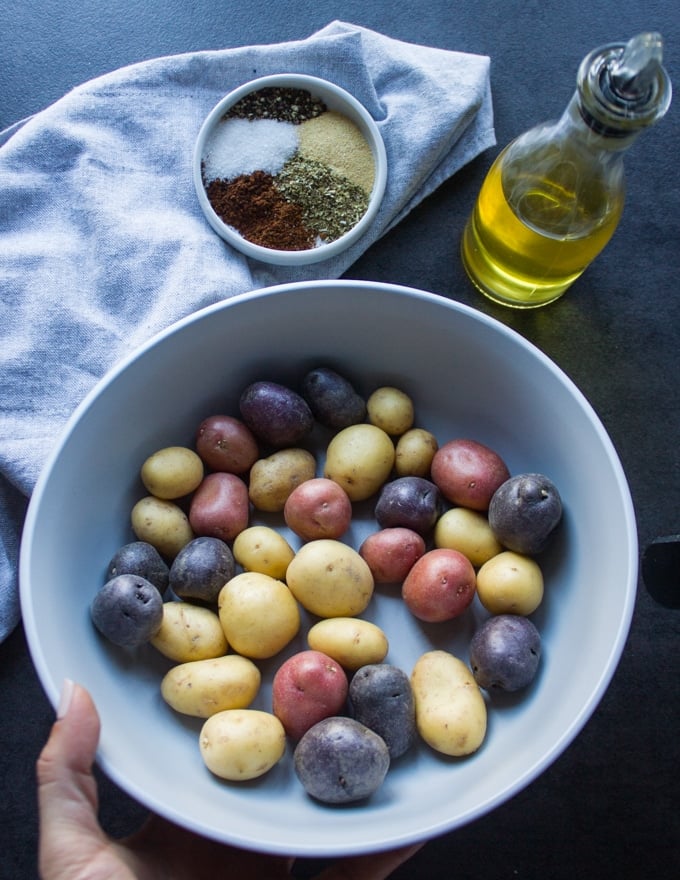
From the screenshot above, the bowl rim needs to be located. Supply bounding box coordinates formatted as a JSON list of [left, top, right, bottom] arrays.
[[19, 280, 639, 856], [192, 74, 388, 266]]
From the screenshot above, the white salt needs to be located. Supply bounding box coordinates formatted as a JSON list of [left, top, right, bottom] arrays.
[[202, 117, 299, 182]]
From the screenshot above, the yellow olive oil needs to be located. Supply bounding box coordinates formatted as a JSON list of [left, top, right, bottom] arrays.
[[461, 149, 625, 308]]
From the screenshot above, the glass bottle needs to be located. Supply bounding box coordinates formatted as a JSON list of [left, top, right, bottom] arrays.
[[461, 32, 672, 308]]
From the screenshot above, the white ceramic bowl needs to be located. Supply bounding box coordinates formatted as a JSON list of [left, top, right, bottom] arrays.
[[193, 74, 387, 265], [20, 281, 637, 857]]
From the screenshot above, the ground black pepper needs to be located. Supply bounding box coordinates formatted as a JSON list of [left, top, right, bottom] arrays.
[[226, 87, 326, 124]]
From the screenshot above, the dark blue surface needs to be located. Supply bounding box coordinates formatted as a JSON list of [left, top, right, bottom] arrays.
[[1, 2, 679, 878]]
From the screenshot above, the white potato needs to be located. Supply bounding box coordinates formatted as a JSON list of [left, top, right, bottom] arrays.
[[141, 446, 204, 499], [476, 550, 544, 614], [286, 539, 374, 618], [307, 617, 388, 670], [411, 650, 487, 756], [248, 448, 316, 512], [366, 386, 415, 436], [232, 525, 295, 579], [434, 507, 504, 567], [394, 428, 438, 477], [218, 572, 300, 659], [199, 709, 286, 781], [150, 601, 228, 662], [323, 424, 395, 502], [160, 654, 260, 718], [131, 495, 194, 559]]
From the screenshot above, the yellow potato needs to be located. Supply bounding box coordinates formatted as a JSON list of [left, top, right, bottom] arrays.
[[286, 539, 374, 618], [307, 617, 388, 670], [131, 495, 194, 559], [150, 601, 228, 662], [366, 386, 415, 436], [248, 448, 316, 512], [218, 572, 300, 659], [434, 507, 504, 567], [411, 650, 487, 757], [394, 428, 438, 477], [199, 709, 286, 781], [476, 550, 544, 614], [232, 525, 295, 579], [140, 446, 204, 499], [160, 654, 260, 718], [323, 424, 395, 502]]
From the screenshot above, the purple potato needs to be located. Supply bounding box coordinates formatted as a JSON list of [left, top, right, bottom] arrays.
[[349, 664, 416, 758], [293, 716, 390, 804], [169, 536, 235, 604], [91, 574, 163, 648], [374, 476, 441, 535], [106, 541, 169, 593], [239, 381, 314, 447], [301, 366, 366, 429], [488, 473, 563, 555], [469, 614, 541, 691]]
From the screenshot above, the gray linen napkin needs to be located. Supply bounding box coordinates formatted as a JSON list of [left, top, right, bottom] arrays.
[[0, 20, 494, 641]]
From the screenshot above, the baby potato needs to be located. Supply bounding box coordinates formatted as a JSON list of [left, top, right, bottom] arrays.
[[324, 424, 395, 502], [476, 550, 544, 615], [395, 428, 439, 477], [249, 448, 316, 513], [411, 650, 487, 757], [402, 548, 476, 623], [307, 617, 388, 670], [140, 446, 204, 500], [131, 496, 194, 559], [200, 709, 286, 781], [283, 477, 352, 541], [189, 472, 249, 542], [431, 438, 510, 511], [195, 414, 259, 474], [232, 525, 295, 579], [359, 527, 426, 584], [434, 507, 504, 567], [272, 650, 349, 740], [150, 601, 228, 662], [218, 572, 300, 659], [160, 654, 260, 718], [366, 386, 414, 436], [286, 539, 374, 618]]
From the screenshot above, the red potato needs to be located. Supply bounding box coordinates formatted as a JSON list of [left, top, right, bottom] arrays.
[[431, 438, 510, 511], [283, 478, 352, 541], [359, 528, 426, 584], [272, 650, 349, 741], [402, 548, 476, 622], [195, 414, 259, 474], [189, 472, 249, 541]]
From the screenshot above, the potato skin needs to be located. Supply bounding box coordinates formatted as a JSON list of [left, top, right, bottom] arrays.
[[366, 386, 414, 436], [324, 424, 395, 502], [195, 414, 259, 474], [232, 525, 295, 579], [286, 540, 374, 618], [239, 381, 314, 447], [248, 448, 316, 513], [283, 477, 352, 541], [434, 507, 504, 567], [395, 428, 438, 477], [307, 617, 389, 670], [349, 664, 416, 758], [168, 536, 235, 604], [272, 650, 349, 740], [359, 528, 425, 584], [218, 572, 300, 659], [160, 654, 261, 718], [411, 650, 487, 756], [150, 601, 228, 662], [200, 709, 286, 781], [131, 496, 194, 559], [301, 366, 366, 429], [476, 551, 544, 615], [401, 548, 476, 622], [140, 446, 204, 500], [431, 438, 510, 511], [189, 472, 249, 542]]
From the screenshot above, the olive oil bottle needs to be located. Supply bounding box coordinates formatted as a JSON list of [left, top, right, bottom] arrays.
[[462, 33, 671, 308]]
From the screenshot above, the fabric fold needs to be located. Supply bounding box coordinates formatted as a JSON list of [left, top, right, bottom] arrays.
[[0, 20, 495, 640]]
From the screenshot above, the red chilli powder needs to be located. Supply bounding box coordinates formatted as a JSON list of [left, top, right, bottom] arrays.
[[206, 171, 316, 251]]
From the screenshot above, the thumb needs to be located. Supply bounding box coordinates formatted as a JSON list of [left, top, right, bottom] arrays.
[[37, 680, 107, 867]]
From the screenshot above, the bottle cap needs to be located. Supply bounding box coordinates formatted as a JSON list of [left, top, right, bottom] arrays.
[[577, 32, 672, 137]]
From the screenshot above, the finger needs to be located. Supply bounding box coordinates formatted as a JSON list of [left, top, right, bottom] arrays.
[[312, 842, 425, 880], [37, 680, 104, 842]]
